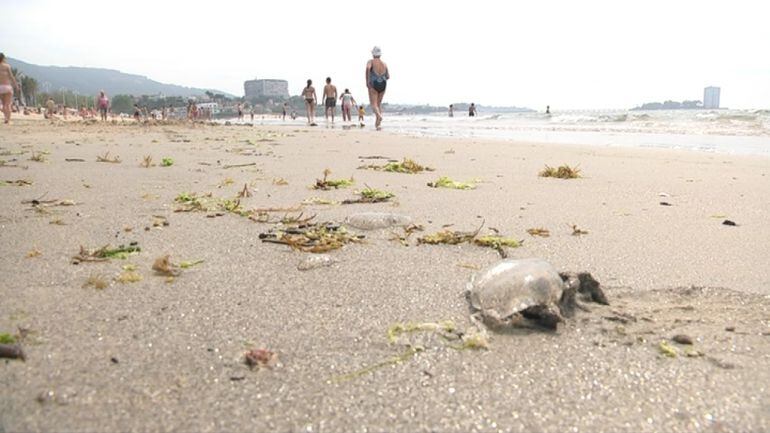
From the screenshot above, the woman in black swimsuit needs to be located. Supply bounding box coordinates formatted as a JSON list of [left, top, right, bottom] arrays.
[[302, 79, 317, 125], [366, 46, 389, 130]]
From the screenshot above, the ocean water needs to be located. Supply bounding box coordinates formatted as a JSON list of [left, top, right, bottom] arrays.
[[234, 109, 770, 157], [384, 109, 770, 157]]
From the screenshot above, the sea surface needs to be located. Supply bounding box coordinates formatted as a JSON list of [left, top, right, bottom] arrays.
[[237, 109, 770, 157]]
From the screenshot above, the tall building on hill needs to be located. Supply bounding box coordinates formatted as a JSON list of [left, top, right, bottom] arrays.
[[703, 86, 720, 109], [244, 79, 289, 100]]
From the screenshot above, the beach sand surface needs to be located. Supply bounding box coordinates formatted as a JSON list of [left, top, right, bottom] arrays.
[[1, 119, 769, 432]]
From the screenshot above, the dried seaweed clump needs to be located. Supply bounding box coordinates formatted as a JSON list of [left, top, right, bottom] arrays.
[[473, 235, 521, 249], [260, 223, 365, 253], [174, 192, 249, 216], [418, 224, 521, 253], [539, 164, 581, 179], [152, 255, 181, 276], [96, 152, 121, 163], [83, 274, 108, 290], [383, 158, 433, 173], [342, 187, 395, 204], [314, 169, 354, 190], [527, 228, 550, 237], [427, 176, 476, 190], [73, 244, 141, 263]]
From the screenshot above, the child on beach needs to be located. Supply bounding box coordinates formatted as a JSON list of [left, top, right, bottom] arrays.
[[339, 89, 356, 123], [358, 105, 365, 125]]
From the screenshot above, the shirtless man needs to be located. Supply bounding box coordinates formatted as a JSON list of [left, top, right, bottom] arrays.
[[365, 46, 389, 130], [323, 77, 337, 124], [0, 53, 21, 124]]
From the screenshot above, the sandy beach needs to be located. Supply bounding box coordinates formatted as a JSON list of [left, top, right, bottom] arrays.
[[1, 118, 769, 432]]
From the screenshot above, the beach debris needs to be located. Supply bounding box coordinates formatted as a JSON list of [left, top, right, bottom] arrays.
[[115, 271, 142, 284], [344, 212, 413, 230], [389, 223, 425, 246], [26, 249, 42, 258], [302, 197, 339, 206], [0, 333, 16, 344], [244, 348, 278, 370], [223, 162, 257, 169], [297, 254, 338, 271], [0, 343, 25, 361], [179, 260, 204, 269], [384, 158, 433, 173], [473, 235, 522, 249], [427, 176, 476, 190], [332, 346, 422, 383], [342, 186, 395, 204], [238, 183, 252, 198], [722, 219, 738, 226], [570, 224, 589, 236], [0, 179, 33, 186], [151, 215, 169, 228], [29, 152, 47, 163], [174, 192, 249, 216], [260, 223, 364, 253], [466, 258, 609, 331], [539, 164, 581, 179], [658, 340, 678, 358], [83, 274, 108, 290], [96, 152, 121, 163], [386, 321, 459, 344], [73, 243, 140, 263], [220, 177, 235, 187], [161, 157, 174, 167], [272, 177, 289, 185], [672, 334, 694, 345], [141, 155, 154, 168], [659, 201, 672, 206], [65, 158, 85, 162], [152, 255, 181, 277], [527, 228, 551, 237], [314, 169, 354, 190], [357, 155, 392, 160]]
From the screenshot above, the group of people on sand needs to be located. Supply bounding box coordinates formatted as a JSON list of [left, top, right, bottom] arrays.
[[301, 46, 389, 130]]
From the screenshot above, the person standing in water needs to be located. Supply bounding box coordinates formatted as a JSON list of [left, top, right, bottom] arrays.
[[339, 89, 357, 123], [449, 104, 454, 117], [323, 77, 337, 124], [468, 103, 477, 117], [546, 105, 550, 115], [0, 53, 21, 124], [366, 46, 389, 130], [96, 90, 110, 122], [301, 79, 317, 126]]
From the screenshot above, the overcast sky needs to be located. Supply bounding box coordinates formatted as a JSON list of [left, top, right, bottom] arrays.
[[3, 0, 768, 109]]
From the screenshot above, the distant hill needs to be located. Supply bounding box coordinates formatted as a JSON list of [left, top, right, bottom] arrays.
[[8, 57, 231, 98]]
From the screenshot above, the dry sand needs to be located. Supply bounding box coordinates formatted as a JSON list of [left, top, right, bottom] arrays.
[[1, 118, 769, 432]]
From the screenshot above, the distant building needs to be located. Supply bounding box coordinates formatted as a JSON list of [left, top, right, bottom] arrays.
[[704, 86, 720, 109], [244, 79, 289, 100]]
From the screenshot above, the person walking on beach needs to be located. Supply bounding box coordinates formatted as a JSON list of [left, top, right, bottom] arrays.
[[282, 102, 288, 121], [301, 79, 317, 126], [96, 90, 110, 122], [358, 105, 365, 125], [0, 53, 21, 124], [323, 77, 337, 124], [469, 103, 477, 117], [237, 103, 244, 121], [365, 46, 389, 130], [339, 89, 356, 123]]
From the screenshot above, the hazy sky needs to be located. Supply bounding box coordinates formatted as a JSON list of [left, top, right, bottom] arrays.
[[3, 0, 769, 109]]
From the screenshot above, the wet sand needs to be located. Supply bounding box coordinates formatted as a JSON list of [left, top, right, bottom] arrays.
[[1, 119, 769, 432]]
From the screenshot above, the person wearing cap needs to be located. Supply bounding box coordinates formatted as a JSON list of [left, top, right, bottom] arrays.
[[365, 46, 389, 130]]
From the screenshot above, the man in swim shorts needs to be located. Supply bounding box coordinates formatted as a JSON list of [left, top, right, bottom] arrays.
[[323, 77, 337, 124]]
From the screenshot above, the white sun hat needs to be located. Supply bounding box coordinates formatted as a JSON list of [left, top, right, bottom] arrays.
[[371, 46, 382, 57]]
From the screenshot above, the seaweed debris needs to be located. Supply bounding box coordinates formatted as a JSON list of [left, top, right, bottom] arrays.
[[244, 348, 278, 370], [314, 169, 354, 190], [427, 176, 476, 190], [73, 243, 140, 263], [539, 164, 581, 179], [260, 222, 364, 253], [342, 186, 395, 204], [83, 274, 108, 290], [570, 224, 589, 236], [161, 157, 174, 167], [152, 255, 181, 277], [527, 228, 551, 237], [141, 155, 154, 168], [96, 152, 121, 163]]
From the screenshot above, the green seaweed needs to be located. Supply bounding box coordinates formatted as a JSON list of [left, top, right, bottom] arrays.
[[0, 333, 16, 344], [314, 169, 354, 190], [473, 235, 521, 249], [179, 259, 204, 269], [161, 157, 174, 167], [659, 340, 678, 358], [331, 346, 423, 383], [387, 321, 457, 344], [427, 176, 476, 190], [539, 164, 581, 179]]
